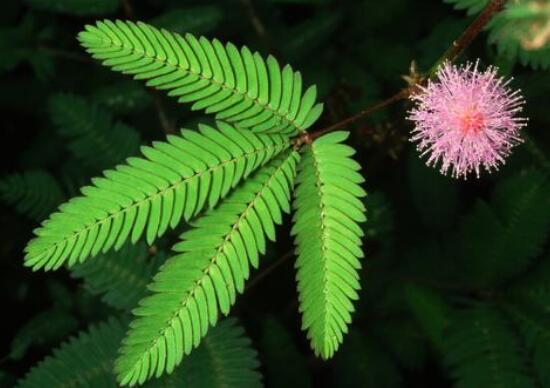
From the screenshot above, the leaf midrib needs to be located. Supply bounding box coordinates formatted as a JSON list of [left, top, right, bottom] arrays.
[[92, 32, 304, 134], [309, 145, 333, 355], [29, 142, 287, 263], [486, 178, 544, 269], [124, 152, 293, 379]]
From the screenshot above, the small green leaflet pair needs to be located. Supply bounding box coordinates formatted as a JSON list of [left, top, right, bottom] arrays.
[[24, 20, 367, 385]]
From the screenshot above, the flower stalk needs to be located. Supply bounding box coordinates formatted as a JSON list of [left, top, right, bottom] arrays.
[[305, 0, 510, 142]]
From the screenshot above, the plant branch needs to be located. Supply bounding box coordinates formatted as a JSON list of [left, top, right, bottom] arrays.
[[310, 88, 412, 140], [151, 91, 176, 134], [119, 0, 177, 134], [239, 0, 278, 55], [428, 0, 507, 76], [306, 0, 508, 141], [245, 250, 294, 291], [121, 0, 134, 19]]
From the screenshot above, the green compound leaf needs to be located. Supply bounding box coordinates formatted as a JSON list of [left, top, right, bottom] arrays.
[[443, 304, 535, 388], [78, 20, 323, 135], [16, 318, 261, 388], [504, 303, 550, 387], [488, 0, 550, 70], [292, 131, 367, 359], [115, 151, 298, 385], [150, 5, 223, 36], [147, 319, 262, 388], [446, 0, 550, 69], [71, 242, 163, 310], [457, 170, 550, 287], [24, 0, 119, 16], [444, 0, 489, 15], [24, 122, 290, 271], [49, 93, 141, 170], [9, 309, 78, 361], [16, 318, 125, 388], [0, 170, 64, 222]]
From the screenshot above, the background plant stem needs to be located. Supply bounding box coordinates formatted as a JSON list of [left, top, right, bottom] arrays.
[[307, 0, 508, 141]]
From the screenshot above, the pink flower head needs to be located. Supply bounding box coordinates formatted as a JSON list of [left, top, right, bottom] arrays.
[[408, 61, 527, 179]]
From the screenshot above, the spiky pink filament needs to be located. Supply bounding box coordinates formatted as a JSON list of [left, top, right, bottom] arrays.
[[407, 61, 527, 179]]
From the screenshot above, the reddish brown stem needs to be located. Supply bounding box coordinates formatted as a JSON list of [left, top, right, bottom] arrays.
[[239, 0, 278, 55], [245, 250, 293, 291], [121, 0, 134, 19], [428, 0, 507, 75], [310, 88, 413, 140], [151, 91, 176, 134], [306, 0, 508, 142]]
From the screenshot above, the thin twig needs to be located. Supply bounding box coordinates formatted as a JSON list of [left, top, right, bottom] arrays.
[[306, 0, 508, 141], [121, 0, 134, 19], [523, 134, 550, 169], [245, 250, 294, 291], [119, 0, 176, 134], [428, 0, 508, 76], [239, 0, 278, 55], [310, 88, 412, 140], [151, 91, 176, 134]]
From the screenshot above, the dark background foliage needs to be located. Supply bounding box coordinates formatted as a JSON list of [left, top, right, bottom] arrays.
[[1, 0, 550, 387]]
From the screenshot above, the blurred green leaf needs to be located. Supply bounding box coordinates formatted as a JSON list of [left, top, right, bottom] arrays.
[[150, 5, 223, 35], [91, 81, 151, 115], [504, 302, 550, 387], [24, 0, 118, 16], [71, 243, 163, 311], [260, 318, 311, 388], [443, 304, 535, 388], [405, 283, 451, 351], [281, 12, 342, 60], [48, 93, 141, 171], [334, 330, 402, 388], [457, 170, 550, 287], [10, 309, 78, 360], [0, 15, 54, 80], [0, 170, 64, 221], [407, 149, 459, 230]]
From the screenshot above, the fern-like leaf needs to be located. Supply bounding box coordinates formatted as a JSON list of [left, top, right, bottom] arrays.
[[49, 93, 141, 170], [0, 170, 64, 221], [9, 308, 78, 360], [444, 0, 489, 15], [446, 0, 550, 69], [0, 15, 55, 80], [16, 318, 125, 388], [71, 242, 162, 310], [333, 330, 402, 388], [78, 20, 324, 135], [444, 304, 535, 388], [404, 283, 451, 351], [260, 318, 312, 388], [147, 319, 262, 388], [504, 303, 550, 387], [150, 5, 223, 35], [17, 318, 261, 388], [488, 1, 550, 70], [458, 170, 550, 287], [24, 0, 119, 16], [91, 81, 151, 115], [292, 131, 367, 359], [116, 151, 299, 386], [508, 253, 550, 313], [24, 122, 289, 271]]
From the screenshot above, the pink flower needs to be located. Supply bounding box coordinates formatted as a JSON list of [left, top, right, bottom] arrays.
[[408, 61, 527, 179]]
